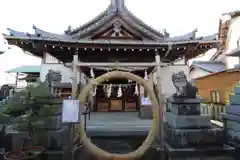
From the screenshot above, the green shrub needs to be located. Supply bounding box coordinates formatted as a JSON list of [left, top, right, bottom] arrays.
[[2, 83, 61, 136]]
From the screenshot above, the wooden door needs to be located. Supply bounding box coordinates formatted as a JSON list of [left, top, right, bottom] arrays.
[[97, 98, 109, 112], [110, 100, 123, 111]]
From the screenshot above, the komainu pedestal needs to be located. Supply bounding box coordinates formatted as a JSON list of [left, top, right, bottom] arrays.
[[164, 71, 234, 160]]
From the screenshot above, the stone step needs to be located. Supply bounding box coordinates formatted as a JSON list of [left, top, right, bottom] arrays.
[[164, 126, 223, 148], [86, 128, 149, 137], [165, 112, 211, 129], [234, 86, 240, 94], [165, 142, 234, 160], [226, 120, 240, 132], [226, 105, 240, 115], [230, 95, 240, 105], [227, 129, 240, 143], [221, 113, 240, 123]]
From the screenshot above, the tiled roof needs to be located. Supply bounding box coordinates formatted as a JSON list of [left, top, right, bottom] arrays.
[[6, 65, 40, 73], [227, 48, 240, 57], [191, 61, 226, 73]]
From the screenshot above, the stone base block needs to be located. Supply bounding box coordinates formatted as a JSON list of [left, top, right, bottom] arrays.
[[42, 150, 65, 160], [227, 141, 240, 160], [0, 125, 5, 149], [226, 105, 240, 115], [168, 156, 233, 160], [165, 112, 211, 129], [221, 113, 240, 123], [166, 98, 201, 115], [5, 125, 34, 149], [139, 147, 163, 160], [38, 126, 68, 150], [234, 86, 240, 94], [5, 125, 68, 150], [139, 105, 152, 119], [0, 148, 5, 160], [41, 115, 62, 130], [226, 129, 240, 143], [165, 142, 234, 160], [230, 95, 240, 105], [164, 126, 223, 148], [226, 120, 240, 132], [73, 146, 93, 160]]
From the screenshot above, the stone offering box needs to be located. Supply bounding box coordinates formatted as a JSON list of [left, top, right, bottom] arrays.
[[166, 98, 201, 115]]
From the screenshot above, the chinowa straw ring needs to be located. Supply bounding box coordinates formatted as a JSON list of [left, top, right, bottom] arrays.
[[77, 71, 160, 160]]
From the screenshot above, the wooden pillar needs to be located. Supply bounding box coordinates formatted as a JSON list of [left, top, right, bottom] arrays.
[[183, 55, 188, 65], [155, 52, 165, 152], [68, 54, 79, 160], [72, 54, 78, 99], [15, 72, 19, 88]]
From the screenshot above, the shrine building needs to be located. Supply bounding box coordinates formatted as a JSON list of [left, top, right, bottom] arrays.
[[3, 0, 218, 112]]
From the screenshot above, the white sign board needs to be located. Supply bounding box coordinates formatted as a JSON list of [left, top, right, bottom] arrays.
[[62, 100, 80, 123], [141, 97, 151, 105]]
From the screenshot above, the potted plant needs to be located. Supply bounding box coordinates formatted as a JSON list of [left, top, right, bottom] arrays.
[[0, 112, 10, 159], [3, 83, 61, 160]]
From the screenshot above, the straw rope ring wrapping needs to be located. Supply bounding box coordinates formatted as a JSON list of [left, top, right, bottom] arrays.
[[77, 71, 160, 160]]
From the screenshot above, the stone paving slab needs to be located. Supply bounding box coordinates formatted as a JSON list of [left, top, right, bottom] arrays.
[[86, 112, 152, 126], [84, 112, 152, 136]]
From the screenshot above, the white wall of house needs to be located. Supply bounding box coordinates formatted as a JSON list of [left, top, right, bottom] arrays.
[[152, 65, 189, 98], [225, 16, 240, 69], [190, 67, 211, 79], [188, 48, 218, 79], [40, 53, 87, 85]]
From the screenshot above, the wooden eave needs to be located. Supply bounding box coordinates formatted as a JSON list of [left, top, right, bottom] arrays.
[[80, 66, 155, 78], [5, 35, 217, 62]]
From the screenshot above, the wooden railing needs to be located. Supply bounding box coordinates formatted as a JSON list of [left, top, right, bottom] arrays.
[[200, 102, 226, 121]]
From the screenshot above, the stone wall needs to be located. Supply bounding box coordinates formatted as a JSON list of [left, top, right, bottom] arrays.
[[222, 82, 240, 158]]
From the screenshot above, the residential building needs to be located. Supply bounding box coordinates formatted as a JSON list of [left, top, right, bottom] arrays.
[[194, 11, 240, 103]]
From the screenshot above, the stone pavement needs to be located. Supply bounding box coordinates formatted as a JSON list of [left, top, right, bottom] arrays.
[[85, 112, 152, 136]]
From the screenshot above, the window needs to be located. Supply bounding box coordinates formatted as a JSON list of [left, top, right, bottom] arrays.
[[210, 91, 220, 103], [226, 29, 232, 43]]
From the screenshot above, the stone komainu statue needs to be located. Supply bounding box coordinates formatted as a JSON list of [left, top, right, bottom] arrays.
[[0, 85, 13, 100], [44, 69, 62, 85], [172, 71, 197, 99]]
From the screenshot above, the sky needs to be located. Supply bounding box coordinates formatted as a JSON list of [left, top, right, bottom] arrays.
[[0, 0, 239, 85]]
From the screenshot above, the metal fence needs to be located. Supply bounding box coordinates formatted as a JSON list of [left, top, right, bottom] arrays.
[[200, 103, 226, 121]]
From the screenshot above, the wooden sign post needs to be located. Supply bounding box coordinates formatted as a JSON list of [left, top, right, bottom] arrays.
[[62, 98, 80, 160]]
